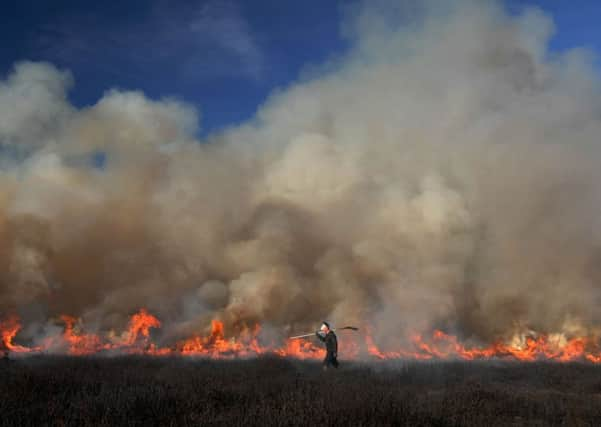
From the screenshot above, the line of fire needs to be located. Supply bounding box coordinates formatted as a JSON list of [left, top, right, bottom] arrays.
[[2, 309, 600, 362]]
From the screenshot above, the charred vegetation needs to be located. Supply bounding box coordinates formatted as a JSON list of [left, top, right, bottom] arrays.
[[1, 356, 601, 426]]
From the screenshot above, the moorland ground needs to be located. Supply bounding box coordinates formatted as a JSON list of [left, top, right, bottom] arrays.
[[1, 355, 601, 426]]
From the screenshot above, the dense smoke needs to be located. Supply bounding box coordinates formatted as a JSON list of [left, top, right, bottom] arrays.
[[2, 0, 601, 349]]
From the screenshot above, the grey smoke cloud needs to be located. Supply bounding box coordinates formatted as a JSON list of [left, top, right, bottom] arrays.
[[2, 0, 601, 349], [0, 61, 73, 150]]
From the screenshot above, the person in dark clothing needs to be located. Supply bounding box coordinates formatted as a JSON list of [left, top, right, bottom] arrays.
[[316, 321, 339, 369]]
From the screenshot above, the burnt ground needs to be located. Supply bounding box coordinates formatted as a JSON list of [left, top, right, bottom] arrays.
[[1, 355, 601, 426]]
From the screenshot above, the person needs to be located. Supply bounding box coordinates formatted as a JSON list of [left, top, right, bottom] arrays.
[[316, 321, 338, 369]]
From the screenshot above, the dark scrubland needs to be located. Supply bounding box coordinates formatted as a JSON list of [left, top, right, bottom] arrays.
[[1, 355, 601, 426]]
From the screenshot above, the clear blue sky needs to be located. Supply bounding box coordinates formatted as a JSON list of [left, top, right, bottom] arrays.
[[1, 0, 600, 135]]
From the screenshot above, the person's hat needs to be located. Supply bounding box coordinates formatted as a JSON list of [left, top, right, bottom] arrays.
[[320, 321, 330, 331]]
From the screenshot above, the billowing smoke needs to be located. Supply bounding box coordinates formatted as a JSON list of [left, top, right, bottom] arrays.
[[2, 0, 601, 349]]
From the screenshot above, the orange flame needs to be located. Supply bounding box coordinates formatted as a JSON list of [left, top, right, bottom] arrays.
[[123, 308, 161, 346], [180, 321, 266, 358], [2, 310, 601, 362], [0, 315, 31, 353], [60, 315, 106, 355]]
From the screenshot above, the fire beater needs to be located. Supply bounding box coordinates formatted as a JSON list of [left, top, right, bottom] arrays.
[[289, 322, 359, 369]]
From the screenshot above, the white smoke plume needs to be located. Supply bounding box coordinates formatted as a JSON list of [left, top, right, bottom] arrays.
[[2, 0, 601, 349]]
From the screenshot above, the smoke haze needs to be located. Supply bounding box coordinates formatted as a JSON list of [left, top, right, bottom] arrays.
[[2, 0, 601, 349]]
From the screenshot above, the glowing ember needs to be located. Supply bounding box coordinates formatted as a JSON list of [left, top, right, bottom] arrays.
[[1, 310, 601, 362]]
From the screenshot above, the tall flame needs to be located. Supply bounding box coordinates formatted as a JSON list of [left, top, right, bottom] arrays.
[[123, 308, 161, 346], [1, 315, 31, 353]]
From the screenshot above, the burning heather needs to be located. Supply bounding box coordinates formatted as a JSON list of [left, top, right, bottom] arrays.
[[2, 0, 601, 362], [2, 309, 601, 362]]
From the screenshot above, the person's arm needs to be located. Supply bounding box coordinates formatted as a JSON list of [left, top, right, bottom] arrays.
[[315, 331, 325, 342]]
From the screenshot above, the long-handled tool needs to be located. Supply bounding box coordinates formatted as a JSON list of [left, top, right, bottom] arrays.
[[289, 326, 359, 340]]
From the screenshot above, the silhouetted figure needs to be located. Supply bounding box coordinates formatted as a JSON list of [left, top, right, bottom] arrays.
[[316, 322, 338, 370]]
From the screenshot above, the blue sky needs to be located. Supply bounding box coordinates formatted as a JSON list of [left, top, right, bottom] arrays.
[[1, 0, 600, 135]]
